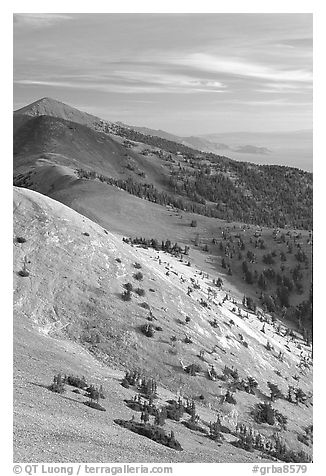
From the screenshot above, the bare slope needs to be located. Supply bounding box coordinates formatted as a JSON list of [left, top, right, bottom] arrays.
[[13, 101, 312, 326], [13, 187, 312, 462], [13, 166, 313, 315]]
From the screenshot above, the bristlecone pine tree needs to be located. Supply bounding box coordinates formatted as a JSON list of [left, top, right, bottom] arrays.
[[267, 382, 283, 402]]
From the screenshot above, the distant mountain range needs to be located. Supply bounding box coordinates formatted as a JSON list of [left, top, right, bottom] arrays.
[[117, 122, 312, 172]]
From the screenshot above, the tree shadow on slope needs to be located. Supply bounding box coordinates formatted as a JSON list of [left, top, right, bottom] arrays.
[[29, 381, 88, 406]]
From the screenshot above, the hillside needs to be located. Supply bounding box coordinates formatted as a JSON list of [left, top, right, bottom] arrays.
[[113, 123, 312, 172], [13, 98, 313, 332], [13, 187, 312, 462], [14, 98, 312, 229]]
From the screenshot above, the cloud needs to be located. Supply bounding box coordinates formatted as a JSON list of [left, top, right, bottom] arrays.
[[257, 81, 312, 94], [226, 98, 311, 107], [14, 13, 73, 28], [14, 72, 227, 94], [14, 79, 164, 94], [277, 37, 312, 49], [172, 53, 312, 83], [110, 70, 226, 91]]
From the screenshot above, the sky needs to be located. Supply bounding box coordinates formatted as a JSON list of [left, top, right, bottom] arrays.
[[13, 13, 312, 137]]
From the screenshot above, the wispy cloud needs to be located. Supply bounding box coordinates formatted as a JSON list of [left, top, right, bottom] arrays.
[[110, 70, 226, 91], [14, 13, 73, 28], [277, 37, 312, 49], [14, 79, 163, 94], [172, 53, 312, 83], [14, 70, 227, 94], [229, 99, 311, 107], [257, 82, 312, 94]]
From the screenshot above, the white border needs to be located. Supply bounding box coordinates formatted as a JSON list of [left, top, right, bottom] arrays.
[[3, 2, 324, 475]]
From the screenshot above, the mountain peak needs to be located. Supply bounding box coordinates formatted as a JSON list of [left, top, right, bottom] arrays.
[[15, 96, 66, 113], [14, 97, 102, 127]]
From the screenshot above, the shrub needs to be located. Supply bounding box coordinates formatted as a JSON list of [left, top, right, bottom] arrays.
[[124, 282, 133, 291], [185, 363, 202, 376], [84, 401, 106, 411], [121, 379, 130, 389], [246, 376, 258, 394], [48, 373, 65, 394], [134, 262, 142, 269], [224, 390, 237, 404], [297, 425, 313, 446], [140, 378, 158, 398], [135, 288, 145, 296], [114, 420, 183, 451], [16, 236, 26, 243], [182, 420, 208, 434], [98, 384, 105, 399], [266, 341, 273, 351], [65, 375, 87, 389], [154, 408, 167, 426], [208, 420, 224, 442], [123, 369, 142, 387], [233, 434, 254, 452], [253, 402, 275, 425], [223, 366, 239, 380], [124, 399, 144, 412], [166, 407, 183, 421], [141, 323, 155, 337], [275, 410, 288, 430], [134, 272, 144, 281], [275, 448, 311, 463], [122, 290, 132, 301], [267, 381, 284, 401], [165, 400, 184, 421], [18, 269, 29, 277], [85, 384, 101, 402], [263, 253, 275, 265], [295, 387, 308, 404]]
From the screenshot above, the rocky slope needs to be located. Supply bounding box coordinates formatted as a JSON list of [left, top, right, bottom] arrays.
[[13, 187, 312, 462]]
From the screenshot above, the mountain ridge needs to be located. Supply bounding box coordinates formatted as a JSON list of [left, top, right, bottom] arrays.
[[13, 98, 312, 229], [14, 97, 312, 171], [14, 96, 104, 126]]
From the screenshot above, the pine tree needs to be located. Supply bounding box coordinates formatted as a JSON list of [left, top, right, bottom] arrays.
[[267, 382, 283, 402]]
